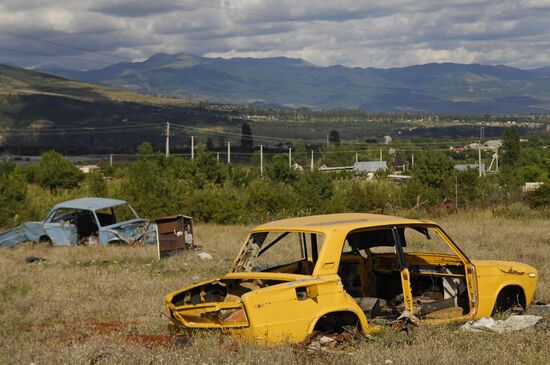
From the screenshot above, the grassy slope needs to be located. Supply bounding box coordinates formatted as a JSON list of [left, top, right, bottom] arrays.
[[0, 64, 195, 106], [0, 211, 548, 364]]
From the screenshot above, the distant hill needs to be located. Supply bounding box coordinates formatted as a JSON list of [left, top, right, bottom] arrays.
[[0, 64, 241, 153], [41, 53, 550, 113]]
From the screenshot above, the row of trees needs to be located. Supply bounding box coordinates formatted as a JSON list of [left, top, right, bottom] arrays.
[[1, 127, 549, 228]]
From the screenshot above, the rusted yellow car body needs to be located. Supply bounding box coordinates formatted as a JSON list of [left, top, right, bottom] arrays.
[[164, 213, 538, 344]]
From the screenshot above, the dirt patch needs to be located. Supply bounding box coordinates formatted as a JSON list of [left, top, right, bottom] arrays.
[[28, 319, 176, 349], [126, 334, 175, 348], [84, 319, 124, 333]]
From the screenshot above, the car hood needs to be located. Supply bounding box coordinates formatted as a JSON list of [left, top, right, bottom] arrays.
[[100, 218, 156, 244], [101, 218, 149, 230], [472, 259, 538, 276]]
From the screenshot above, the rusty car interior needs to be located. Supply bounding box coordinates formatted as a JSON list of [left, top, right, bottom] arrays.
[[338, 226, 470, 323], [171, 227, 471, 325], [172, 231, 325, 307], [47, 204, 139, 244], [49, 208, 99, 243]]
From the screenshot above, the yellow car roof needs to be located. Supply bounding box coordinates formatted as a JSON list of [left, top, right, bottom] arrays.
[[252, 213, 434, 234]]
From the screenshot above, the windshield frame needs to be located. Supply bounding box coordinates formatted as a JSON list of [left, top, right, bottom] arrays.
[[231, 229, 326, 274]]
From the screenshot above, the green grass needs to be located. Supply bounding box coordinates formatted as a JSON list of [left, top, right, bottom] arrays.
[[0, 213, 548, 364]]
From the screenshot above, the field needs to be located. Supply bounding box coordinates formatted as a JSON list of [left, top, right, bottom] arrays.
[[1, 211, 548, 364]]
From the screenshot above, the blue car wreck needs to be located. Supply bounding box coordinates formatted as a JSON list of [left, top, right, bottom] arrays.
[[0, 197, 157, 247]]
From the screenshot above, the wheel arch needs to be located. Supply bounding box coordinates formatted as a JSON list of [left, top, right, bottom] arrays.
[[307, 307, 368, 335], [38, 235, 52, 244], [492, 284, 527, 314]]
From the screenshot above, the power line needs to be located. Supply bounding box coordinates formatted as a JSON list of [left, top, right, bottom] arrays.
[[0, 47, 119, 66], [0, 28, 129, 62], [0, 123, 157, 132], [170, 123, 485, 146], [0, 123, 162, 136], [0, 119, 491, 149], [170, 122, 311, 143]]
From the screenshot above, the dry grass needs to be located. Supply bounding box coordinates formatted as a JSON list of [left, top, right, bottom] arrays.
[[0, 213, 548, 364]]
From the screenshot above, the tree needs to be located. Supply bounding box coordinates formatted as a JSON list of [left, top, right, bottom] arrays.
[[35, 150, 84, 190], [412, 151, 454, 189], [206, 137, 214, 151], [241, 122, 253, 151], [137, 141, 154, 157], [329, 130, 340, 145], [502, 127, 520, 166], [525, 183, 550, 208], [83, 171, 107, 197], [0, 166, 27, 226], [266, 154, 297, 183]]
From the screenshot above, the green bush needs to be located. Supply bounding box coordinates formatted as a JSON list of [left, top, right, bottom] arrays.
[[525, 183, 550, 208], [35, 151, 84, 190], [82, 171, 107, 197], [411, 151, 454, 189], [266, 154, 298, 183], [4, 140, 550, 225], [0, 166, 27, 226]]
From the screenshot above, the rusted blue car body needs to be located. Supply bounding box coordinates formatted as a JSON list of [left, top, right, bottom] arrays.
[[0, 197, 157, 247]]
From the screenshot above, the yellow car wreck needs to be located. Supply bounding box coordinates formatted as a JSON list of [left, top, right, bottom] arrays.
[[164, 213, 538, 344]]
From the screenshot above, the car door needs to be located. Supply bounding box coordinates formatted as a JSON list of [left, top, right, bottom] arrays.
[[393, 228, 415, 314], [44, 208, 78, 246], [397, 225, 477, 321]]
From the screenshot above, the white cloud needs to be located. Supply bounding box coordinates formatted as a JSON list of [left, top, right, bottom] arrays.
[[0, 0, 548, 69]]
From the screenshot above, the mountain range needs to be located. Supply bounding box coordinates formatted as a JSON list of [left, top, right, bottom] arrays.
[[41, 53, 550, 113]]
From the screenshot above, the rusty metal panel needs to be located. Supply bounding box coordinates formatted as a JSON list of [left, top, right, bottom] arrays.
[[155, 215, 194, 259]]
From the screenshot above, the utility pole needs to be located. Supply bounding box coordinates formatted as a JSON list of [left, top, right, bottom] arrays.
[[227, 142, 231, 164], [355, 152, 358, 164], [496, 148, 499, 172], [411, 153, 414, 167], [479, 125, 484, 177], [260, 144, 264, 176], [289, 147, 292, 168], [165, 121, 170, 157], [379, 149, 382, 162], [310, 150, 314, 171], [109, 153, 113, 168], [191, 136, 195, 160], [478, 146, 482, 177], [216, 152, 220, 163]]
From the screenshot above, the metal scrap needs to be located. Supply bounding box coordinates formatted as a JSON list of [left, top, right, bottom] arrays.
[[460, 315, 543, 333], [155, 215, 196, 259]]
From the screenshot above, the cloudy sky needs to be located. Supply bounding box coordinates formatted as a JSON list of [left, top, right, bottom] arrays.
[[0, 0, 549, 70]]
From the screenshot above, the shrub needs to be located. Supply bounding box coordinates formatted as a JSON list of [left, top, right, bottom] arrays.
[[525, 183, 550, 208], [0, 167, 27, 227], [82, 171, 107, 197], [35, 151, 84, 190], [266, 154, 298, 183], [412, 151, 454, 189]]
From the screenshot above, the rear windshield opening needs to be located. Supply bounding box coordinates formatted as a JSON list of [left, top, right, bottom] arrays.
[[95, 204, 138, 226]]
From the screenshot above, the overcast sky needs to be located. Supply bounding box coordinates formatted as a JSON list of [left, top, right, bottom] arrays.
[[0, 0, 549, 70]]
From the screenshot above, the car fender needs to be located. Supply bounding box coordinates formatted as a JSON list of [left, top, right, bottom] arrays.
[[474, 261, 537, 318], [489, 279, 530, 310]]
